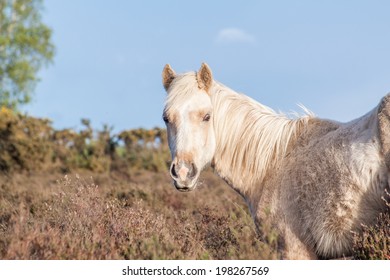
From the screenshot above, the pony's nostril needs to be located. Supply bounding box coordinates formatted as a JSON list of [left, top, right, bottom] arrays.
[[170, 163, 178, 179], [188, 163, 197, 179]]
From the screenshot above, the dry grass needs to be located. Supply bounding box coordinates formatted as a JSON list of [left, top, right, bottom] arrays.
[[0, 170, 278, 260]]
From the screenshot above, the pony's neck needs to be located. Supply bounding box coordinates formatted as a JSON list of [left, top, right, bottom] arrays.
[[210, 82, 312, 196]]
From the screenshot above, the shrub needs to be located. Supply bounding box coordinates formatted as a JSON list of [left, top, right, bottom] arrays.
[[0, 111, 170, 175], [0, 107, 53, 172], [118, 127, 170, 172]]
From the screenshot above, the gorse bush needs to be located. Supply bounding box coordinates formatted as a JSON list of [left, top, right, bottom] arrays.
[[118, 128, 170, 172], [52, 119, 114, 173], [0, 108, 170, 174], [0, 107, 53, 171]]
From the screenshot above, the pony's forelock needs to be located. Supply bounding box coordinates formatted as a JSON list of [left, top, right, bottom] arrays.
[[164, 72, 200, 114]]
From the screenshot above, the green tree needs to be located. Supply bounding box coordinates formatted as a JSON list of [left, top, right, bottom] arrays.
[[0, 0, 54, 109]]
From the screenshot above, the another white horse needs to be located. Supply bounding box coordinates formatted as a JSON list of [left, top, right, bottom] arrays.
[[162, 63, 390, 259]]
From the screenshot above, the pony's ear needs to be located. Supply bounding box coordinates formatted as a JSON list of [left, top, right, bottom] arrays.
[[197, 63, 213, 92], [162, 64, 176, 91]]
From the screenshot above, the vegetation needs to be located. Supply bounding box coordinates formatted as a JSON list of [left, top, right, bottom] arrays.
[[0, 107, 170, 174], [352, 191, 390, 260], [0, 172, 280, 259], [0, 109, 388, 259], [0, 0, 55, 109]]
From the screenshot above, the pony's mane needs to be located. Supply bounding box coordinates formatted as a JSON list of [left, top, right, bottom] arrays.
[[211, 82, 313, 192], [164, 72, 314, 193]]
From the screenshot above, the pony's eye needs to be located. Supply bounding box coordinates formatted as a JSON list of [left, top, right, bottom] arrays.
[[163, 115, 169, 123], [203, 113, 211, 122]]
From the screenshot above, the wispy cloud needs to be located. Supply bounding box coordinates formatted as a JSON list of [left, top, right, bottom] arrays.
[[215, 28, 256, 44]]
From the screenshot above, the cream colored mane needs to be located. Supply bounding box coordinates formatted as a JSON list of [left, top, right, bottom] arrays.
[[165, 71, 314, 191], [210, 82, 313, 193]]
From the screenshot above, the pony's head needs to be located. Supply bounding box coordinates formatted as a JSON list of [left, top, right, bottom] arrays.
[[162, 63, 216, 192]]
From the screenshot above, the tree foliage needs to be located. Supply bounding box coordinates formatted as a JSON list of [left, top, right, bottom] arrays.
[[0, 0, 54, 109]]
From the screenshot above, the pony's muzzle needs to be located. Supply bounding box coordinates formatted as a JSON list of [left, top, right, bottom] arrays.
[[170, 161, 198, 190]]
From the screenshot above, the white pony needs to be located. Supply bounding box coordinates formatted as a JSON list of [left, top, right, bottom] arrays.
[[162, 63, 390, 259]]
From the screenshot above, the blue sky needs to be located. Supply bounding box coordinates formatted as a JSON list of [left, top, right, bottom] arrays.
[[24, 0, 390, 132]]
